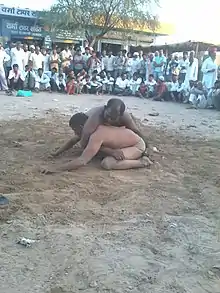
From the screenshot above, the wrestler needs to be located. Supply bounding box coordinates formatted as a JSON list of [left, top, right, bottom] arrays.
[[51, 98, 148, 160], [42, 113, 152, 174]]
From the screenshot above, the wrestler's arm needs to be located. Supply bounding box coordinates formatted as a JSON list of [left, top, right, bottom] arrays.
[[122, 112, 148, 146], [56, 133, 103, 171], [51, 136, 80, 157], [80, 113, 101, 148]]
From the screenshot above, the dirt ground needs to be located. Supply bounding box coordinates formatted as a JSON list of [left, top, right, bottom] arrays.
[[0, 112, 220, 293]]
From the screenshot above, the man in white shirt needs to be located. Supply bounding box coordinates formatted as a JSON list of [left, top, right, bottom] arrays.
[[201, 47, 218, 91], [8, 64, 25, 92], [29, 46, 44, 73], [184, 51, 198, 88], [0, 43, 10, 91], [23, 44, 30, 67], [41, 47, 50, 72], [114, 73, 131, 96], [60, 45, 72, 68], [178, 51, 189, 82], [11, 42, 25, 71], [103, 51, 115, 76], [35, 68, 51, 92], [131, 52, 140, 76]]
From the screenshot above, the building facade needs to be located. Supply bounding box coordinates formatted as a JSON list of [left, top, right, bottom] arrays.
[[0, 4, 175, 51]]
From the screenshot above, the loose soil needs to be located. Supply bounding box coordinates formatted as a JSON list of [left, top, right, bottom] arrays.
[[0, 114, 220, 293]]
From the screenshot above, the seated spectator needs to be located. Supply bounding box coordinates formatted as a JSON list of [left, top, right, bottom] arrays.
[[82, 74, 91, 94], [212, 80, 220, 110], [89, 70, 102, 95], [189, 81, 207, 108], [176, 78, 187, 103], [152, 76, 168, 101], [169, 74, 179, 101], [183, 80, 195, 104], [8, 64, 25, 93], [136, 80, 148, 99], [23, 65, 35, 90], [35, 68, 51, 92], [57, 73, 66, 93], [98, 70, 106, 83], [102, 72, 114, 94], [114, 73, 131, 96], [129, 73, 142, 95], [76, 69, 87, 94], [145, 74, 156, 97], [50, 67, 59, 91], [66, 70, 76, 95]]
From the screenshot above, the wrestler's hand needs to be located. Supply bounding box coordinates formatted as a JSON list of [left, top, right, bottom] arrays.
[[111, 149, 125, 160]]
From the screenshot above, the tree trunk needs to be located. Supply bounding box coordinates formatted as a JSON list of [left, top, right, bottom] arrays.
[[85, 30, 97, 48]]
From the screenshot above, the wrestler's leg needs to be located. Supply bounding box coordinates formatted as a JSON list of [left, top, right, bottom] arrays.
[[101, 146, 152, 170]]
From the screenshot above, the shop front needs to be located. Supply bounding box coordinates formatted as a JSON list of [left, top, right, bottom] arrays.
[[1, 18, 47, 46], [52, 30, 84, 50]]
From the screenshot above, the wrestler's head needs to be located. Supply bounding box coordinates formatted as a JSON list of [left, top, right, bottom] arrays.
[[103, 98, 125, 124], [69, 113, 88, 136]]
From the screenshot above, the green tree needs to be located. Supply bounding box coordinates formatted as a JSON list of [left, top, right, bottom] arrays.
[[41, 0, 159, 46]]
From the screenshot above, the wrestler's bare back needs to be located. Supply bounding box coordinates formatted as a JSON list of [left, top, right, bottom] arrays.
[[90, 125, 140, 149]]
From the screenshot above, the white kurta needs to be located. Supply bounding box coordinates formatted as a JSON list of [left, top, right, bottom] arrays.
[[201, 56, 218, 90], [184, 58, 198, 87]]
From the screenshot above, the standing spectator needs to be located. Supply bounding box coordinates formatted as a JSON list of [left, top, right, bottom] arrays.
[[29, 46, 44, 73], [169, 55, 179, 76], [138, 53, 148, 80], [201, 46, 218, 92], [4, 42, 12, 78], [83, 47, 91, 65], [139, 50, 143, 60], [113, 50, 124, 80], [147, 53, 154, 77], [178, 51, 189, 82], [185, 51, 198, 88], [164, 54, 173, 81], [130, 52, 140, 76], [41, 47, 50, 73], [0, 43, 10, 92], [153, 50, 166, 80], [29, 45, 35, 54], [124, 52, 132, 79], [87, 51, 101, 75], [23, 44, 30, 67], [72, 48, 84, 75], [49, 48, 60, 71], [11, 42, 25, 71], [35, 68, 51, 92], [8, 64, 25, 92], [60, 45, 72, 68], [103, 51, 115, 77]]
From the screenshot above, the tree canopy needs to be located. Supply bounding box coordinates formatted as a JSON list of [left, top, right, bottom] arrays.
[[41, 0, 159, 45]]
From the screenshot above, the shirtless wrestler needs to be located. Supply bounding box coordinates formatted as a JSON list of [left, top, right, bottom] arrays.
[[42, 113, 152, 174], [51, 98, 148, 160]]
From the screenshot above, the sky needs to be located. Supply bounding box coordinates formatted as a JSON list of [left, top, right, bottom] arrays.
[[1, 0, 219, 43]]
